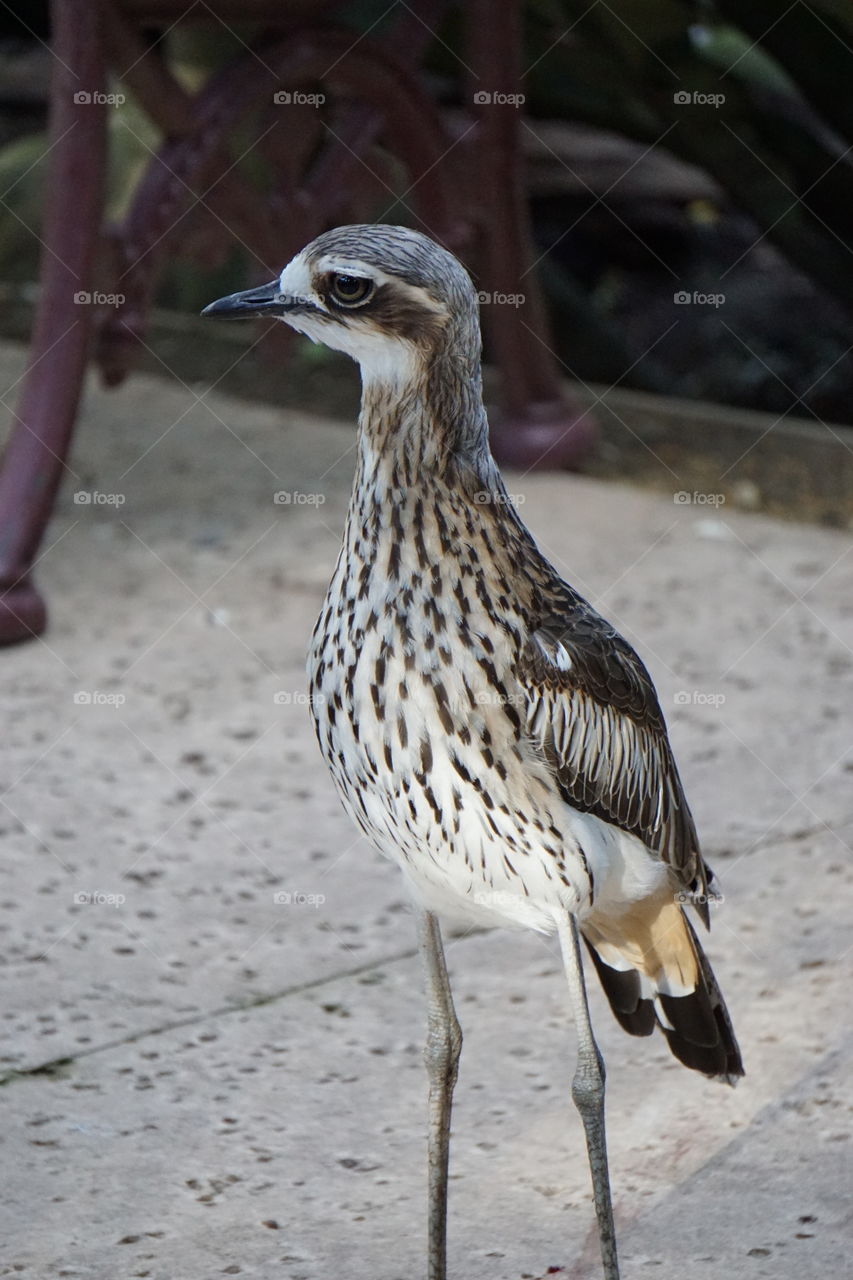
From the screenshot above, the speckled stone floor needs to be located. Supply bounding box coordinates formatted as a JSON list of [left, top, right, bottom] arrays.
[[0, 341, 850, 1279]]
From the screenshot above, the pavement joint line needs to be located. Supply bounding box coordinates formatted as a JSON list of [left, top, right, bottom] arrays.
[[0, 942, 422, 1087], [2, 811, 850, 1087]]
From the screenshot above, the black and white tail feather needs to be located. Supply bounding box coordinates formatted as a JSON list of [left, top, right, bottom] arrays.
[[586, 891, 743, 1084]]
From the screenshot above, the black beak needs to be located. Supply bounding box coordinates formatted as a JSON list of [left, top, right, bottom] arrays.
[[201, 280, 294, 319]]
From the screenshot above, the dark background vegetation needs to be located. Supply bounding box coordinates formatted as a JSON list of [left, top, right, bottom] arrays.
[[1, 1, 852, 426]]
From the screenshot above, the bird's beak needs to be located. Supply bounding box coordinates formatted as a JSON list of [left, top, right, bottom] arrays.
[[201, 280, 297, 320]]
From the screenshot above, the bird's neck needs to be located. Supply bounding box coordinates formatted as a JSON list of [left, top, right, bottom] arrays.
[[355, 348, 489, 487], [343, 353, 537, 600]]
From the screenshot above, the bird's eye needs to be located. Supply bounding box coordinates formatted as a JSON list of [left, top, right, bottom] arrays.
[[329, 274, 373, 308]]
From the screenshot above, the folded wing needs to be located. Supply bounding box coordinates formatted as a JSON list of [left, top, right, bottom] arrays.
[[520, 601, 710, 916]]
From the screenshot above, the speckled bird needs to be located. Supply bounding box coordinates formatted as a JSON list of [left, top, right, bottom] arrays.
[[203, 225, 743, 1280]]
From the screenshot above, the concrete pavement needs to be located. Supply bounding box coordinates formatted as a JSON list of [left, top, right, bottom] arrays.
[[0, 340, 851, 1278]]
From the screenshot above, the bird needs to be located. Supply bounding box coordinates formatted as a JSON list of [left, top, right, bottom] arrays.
[[203, 224, 743, 1280]]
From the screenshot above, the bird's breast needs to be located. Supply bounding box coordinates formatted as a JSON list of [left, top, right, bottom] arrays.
[[308, 536, 523, 772], [306, 525, 590, 930]]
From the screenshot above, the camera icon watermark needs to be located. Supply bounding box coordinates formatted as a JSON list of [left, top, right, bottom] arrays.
[[472, 689, 525, 708], [273, 690, 324, 706], [673, 290, 725, 308], [73, 490, 126, 506], [273, 890, 326, 907], [673, 491, 725, 507], [273, 490, 326, 506], [73, 690, 126, 707], [475, 291, 525, 307], [472, 889, 518, 908], [674, 888, 724, 907], [473, 91, 525, 107], [291, 291, 326, 308], [73, 291, 125, 307], [473, 490, 526, 507], [273, 90, 326, 106], [73, 90, 126, 107], [673, 690, 726, 709], [673, 90, 725, 108]]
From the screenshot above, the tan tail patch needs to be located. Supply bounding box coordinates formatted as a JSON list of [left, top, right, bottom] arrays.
[[583, 892, 698, 993]]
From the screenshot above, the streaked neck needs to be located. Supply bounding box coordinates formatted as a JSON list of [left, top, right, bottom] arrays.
[[356, 348, 489, 487]]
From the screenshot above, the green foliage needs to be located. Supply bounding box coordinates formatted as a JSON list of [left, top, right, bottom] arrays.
[[0, 91, 161, 279], [0, 2, 851, 322], [525, 2, 853, 311]]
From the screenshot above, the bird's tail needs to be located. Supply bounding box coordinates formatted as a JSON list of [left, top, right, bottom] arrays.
[[581, 891, 744, 1084]]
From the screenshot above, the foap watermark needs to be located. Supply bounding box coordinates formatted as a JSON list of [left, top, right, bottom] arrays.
[[74, 890, 126, 907], [274, 490, 326, 506], [674, 889, 724, 907], [472, 689, 525, 708], [74, 490, 125, 506], [472, 890, 518, 909], [673, 90, 725, 108], [73, 291, 125, 307], [473, 490, 525, 506], [475, 291, 525, 307], [74, 90, 126, 107], [473, 91, 525, 107], [74, 690, 126, 707], [289, 291, 325, 308], [673, 290, 725, 308], [673, 690, 726, 709], [273, 890, 325, 907], [673, 491, 725, 507], [273, 90, 325, 107], [273, 690, 325, 706]]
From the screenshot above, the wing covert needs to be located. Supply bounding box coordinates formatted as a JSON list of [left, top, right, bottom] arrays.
[[521, 607, 706, 899]]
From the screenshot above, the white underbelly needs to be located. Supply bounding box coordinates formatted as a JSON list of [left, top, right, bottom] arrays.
[[309, 579, 665, 934]]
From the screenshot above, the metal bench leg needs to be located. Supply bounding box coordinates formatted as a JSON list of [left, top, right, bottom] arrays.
[[467, 0, 597, 470], [0, 0, 107, 643]]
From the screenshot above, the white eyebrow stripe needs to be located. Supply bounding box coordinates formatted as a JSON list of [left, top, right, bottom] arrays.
[[312, 256, 394, 285], [311, 256, 445, 315]]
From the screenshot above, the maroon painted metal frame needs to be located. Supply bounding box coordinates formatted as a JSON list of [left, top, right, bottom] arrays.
[[0, 0, 594, 645]]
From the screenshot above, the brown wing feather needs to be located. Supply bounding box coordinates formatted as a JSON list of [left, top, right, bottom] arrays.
[[520, 604, 709, 912]]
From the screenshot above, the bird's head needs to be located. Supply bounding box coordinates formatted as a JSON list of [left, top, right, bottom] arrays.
[[203, 224, 481, 393]]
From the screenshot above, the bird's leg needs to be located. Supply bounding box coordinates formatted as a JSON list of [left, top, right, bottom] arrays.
[[416, 907, 462, 1280], [557, 914, 620, 1280]]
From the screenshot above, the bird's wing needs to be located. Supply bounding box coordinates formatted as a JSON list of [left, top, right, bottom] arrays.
[[520, 604, 707, 901]]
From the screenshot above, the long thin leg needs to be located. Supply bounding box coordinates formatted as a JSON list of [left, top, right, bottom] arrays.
[[416, 907, 462, 1280], [556, 914, 620, 1280]]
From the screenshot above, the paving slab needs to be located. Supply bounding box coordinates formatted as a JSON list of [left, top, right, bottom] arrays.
[[0, 341, 851, 1277], [1, 822, 849, 1279]]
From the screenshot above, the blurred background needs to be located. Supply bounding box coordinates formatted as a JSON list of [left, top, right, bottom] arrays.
[[0, 1, 852, 519], [1, 9, 851, 1277]]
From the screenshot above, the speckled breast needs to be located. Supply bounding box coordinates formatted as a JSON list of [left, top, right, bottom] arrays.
[[306, 531, 588, 931]]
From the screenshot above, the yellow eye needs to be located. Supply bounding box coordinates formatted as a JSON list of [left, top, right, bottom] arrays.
[[329, 274, 373, 307]]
